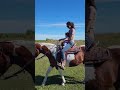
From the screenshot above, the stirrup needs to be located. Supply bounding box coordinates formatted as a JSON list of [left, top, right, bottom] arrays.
[[57, 62, 61, 66]]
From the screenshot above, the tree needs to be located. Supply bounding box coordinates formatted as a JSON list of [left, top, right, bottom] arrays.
[[26, 29, 34, 35]]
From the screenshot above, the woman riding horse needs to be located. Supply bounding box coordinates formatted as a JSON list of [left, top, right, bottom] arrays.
[[58, 21, 76, 70]]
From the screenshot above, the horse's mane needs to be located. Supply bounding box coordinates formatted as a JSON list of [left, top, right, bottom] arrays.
[[39, 43, 57, 54]]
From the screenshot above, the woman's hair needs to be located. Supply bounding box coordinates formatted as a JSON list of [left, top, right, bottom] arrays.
[[66, 21, 75, 29]]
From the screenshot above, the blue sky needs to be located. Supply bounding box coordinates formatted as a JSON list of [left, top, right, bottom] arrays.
[[35, 0, 85, 40], [1, 0, 119, 35], [0, 0, 34, 33], [95, 0, 120, 33]]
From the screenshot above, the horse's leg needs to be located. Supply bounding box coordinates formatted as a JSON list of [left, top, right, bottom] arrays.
[[42, 66, 53, 86], [58, 67, 66, 86]]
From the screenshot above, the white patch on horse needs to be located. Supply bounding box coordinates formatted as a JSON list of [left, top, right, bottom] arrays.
[[85, 65, 95, 81], [66, 54, 75, 66], [39, 43, 57, 58]]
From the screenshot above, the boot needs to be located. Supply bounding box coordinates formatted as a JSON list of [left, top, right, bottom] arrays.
[[61, 60, 66, 70], [57, 60, 65, 70]]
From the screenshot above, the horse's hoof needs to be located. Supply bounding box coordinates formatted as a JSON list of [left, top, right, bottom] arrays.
[[62, 83, 65, 86]]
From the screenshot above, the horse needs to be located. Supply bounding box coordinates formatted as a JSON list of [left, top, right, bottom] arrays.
[[35, 42, 85, 86], [0, 41, 35, 81], [85, 45, 120, 90]]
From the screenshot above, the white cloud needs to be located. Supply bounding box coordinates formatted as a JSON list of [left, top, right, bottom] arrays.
[[35, 34, 63, 40], [36, 23, 85, 28], [35, 33, 85, 40], [75, 23, 85, 28]]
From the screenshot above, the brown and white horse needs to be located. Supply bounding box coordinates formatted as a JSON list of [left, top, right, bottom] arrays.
[[85, 45, 120, 90], [0, 41, 35, 81], [35, 43, 85, 86]]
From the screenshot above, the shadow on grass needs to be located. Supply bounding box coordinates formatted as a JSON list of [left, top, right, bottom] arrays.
[[35, 75, 84, 86]]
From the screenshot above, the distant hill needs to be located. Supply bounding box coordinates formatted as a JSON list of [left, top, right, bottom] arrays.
[[95, 33, 120, 47], [0, 30, 34, 40], [36, 40, 85, 46]]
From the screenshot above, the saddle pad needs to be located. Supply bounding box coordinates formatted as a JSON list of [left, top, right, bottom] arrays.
[[66, 54, 75, 66], [66, 46, 80, 54], [66, 51, 79, 54], [66, 54, 75, 61]]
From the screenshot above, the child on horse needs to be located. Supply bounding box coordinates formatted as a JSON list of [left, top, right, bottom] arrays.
[[58, 21, 75, 70]]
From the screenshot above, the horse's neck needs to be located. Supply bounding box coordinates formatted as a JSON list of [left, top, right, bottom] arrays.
[[43, 50, 55, 60], [42, 46, 56, 62]]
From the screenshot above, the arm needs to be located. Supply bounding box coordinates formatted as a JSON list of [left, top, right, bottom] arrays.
[[59, 37, 68, 41]]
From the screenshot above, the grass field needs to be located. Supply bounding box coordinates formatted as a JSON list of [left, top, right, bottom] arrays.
[[95, 33, 120, 47], [35, 55, 85, 90], [0, 64, 34, 90], [35, 40, 85, 90], [0, 40, 34, 90]]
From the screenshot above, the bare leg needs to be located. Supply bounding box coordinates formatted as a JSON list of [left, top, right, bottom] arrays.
[[42, 66, 53, 86], [58, 67, 66, 86]]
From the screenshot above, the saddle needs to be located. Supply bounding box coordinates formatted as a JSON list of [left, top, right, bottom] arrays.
[[65, 45, 83, 54], [84, 46, 112, 64]]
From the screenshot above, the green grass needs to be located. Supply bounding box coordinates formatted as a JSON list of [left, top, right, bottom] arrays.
[[35, 55, 85, 90], [0, 64, 34, 90], [35, 40, 85, 90], [95, 33, 120, 47]]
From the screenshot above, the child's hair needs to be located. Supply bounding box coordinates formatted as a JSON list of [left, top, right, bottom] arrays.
[[66, 21, 75, 29]]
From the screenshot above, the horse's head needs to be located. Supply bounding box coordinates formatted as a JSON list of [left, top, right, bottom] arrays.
[[35, 43, 42, 57], [35, 43, 52, 56], [39, 45, 52, 56]]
